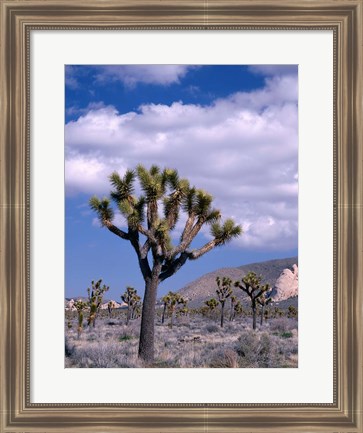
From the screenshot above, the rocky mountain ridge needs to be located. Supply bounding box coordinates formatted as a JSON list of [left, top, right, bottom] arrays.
[[178, 257, 298, 308]]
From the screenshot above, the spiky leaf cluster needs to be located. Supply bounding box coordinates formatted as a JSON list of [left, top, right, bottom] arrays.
[[205, 297, 219, 311], [211, 219, 243, 245], [216, 276, 233, 302], [89, 197, 114, 227], [90, 164, 242, 286], [73, 299, 87, 312]]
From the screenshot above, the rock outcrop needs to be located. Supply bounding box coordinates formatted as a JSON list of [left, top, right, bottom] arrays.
[[65, 298, 126, 310], [271, 264, 298, 301]]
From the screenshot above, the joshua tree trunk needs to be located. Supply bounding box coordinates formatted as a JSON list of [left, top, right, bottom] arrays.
[[260, 305, 265, 326], [252, 304, 257, 330], [170, 310, 174, 329], [77, 312, 83, 339], [220, 301, 225, 328], [138, 269, 160, 364], [126, 306, 131, 325], [161, 304, 167, 324]]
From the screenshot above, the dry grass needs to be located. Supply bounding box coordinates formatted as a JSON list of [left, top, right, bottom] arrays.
[[65, 314, 298, 368]]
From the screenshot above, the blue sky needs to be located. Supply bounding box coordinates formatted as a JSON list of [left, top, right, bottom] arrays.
[[65, 65, 298, 300]]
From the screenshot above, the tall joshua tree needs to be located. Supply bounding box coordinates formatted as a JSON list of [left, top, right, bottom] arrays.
[[90, 165, 242, 363], [87, 279, 109, 328], [234, 272, 269, 330], [216, 276, 233, 328]]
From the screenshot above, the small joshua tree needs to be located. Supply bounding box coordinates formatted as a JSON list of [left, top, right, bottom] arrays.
[[161, 291, 187, 328], [176, 305, 189, 318], [87, 279, 109, 328], [234, 272, 270, 330], [131, 294, 141, 319], [233, 300, 244, 320], [216, 276, 233, 328], [161, 292, 172, 324], [288, 305, 298, 318], [73, 299, 87, 339], [107, 301, 113, 318], [229, 295, 237, 321], [121, 286, 140, 325], [205, 297, 219, 319], [257, 290, 272, 326]]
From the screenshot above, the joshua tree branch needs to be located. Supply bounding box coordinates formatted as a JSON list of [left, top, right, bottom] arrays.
[[158, 252, 189, 282], [104, 220, 130, 240], [128, 231, 152, 280], [189, 239, 220, 260]]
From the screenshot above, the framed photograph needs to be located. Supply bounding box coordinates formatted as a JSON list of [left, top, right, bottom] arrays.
[[1, 0, 362, 432]]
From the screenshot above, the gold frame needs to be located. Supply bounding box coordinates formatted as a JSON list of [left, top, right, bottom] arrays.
[[1, 0, 362, 431]]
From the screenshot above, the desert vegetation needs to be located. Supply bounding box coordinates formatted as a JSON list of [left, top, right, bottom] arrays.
[[65, 305, 298, 368], [65, 165, 298, 368], [65, 274, 298, 368]]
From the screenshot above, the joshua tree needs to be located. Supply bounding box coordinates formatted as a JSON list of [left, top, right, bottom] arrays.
[[161, 292, 172, 324], [288, 305, 298, 318], [107, 301, 113, 318], [169, 292, 187, 328], [205, 297, 219, 318], [90, 165, 242, 363], [229, 295, 237, 321], [131, 294, 141, 319], [73, 299, 87, 339], [216, 276, 233, 328], [233, 300, 243, 320], [177, 305, 189, 318], [234, 272, 270, 330], [87, 279, 109, 328], [257, 290, 272, 325], [121, 286, 140, 325], [161, 291, 186, 328]]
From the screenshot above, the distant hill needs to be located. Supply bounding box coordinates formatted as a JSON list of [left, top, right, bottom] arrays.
[[178, 256, 298, 308]]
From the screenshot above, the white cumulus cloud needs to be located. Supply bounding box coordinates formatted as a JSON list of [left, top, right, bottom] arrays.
[[94, 65, 195, 87], [65, 71, 298, 251]]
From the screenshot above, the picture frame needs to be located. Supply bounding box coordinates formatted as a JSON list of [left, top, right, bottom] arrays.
[[1, 0, 362, 431]]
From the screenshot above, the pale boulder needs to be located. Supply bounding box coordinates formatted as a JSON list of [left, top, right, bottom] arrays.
[[272, 264, 298, 301]]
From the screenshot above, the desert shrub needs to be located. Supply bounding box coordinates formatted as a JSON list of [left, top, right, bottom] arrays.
[[119, 333, 133, 342], [65, 337, 75, 357], [70, 342, 123, 368], [151, 359, 179, 368], [205, 324, 219, 333], [209, 348, 238, 368], [281, 331, 293, 339], [235, 331, 284, 368], [269, 317, 297, 333], [107, 321, 117, 326]]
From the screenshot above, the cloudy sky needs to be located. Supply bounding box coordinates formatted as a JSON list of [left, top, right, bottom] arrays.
[[65, 64, 298, 299]]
